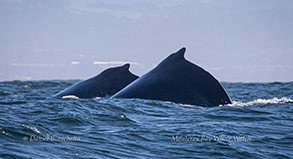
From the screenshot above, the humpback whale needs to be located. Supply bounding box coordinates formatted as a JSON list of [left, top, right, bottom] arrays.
[[112, 48, 231, 107], [54, 64, 139, 98]]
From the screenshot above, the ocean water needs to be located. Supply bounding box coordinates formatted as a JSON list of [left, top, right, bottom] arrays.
[[0, 80, 292, 159]]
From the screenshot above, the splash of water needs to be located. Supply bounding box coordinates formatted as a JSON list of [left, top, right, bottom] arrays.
[[62, 95, 79, 99], [228, 97, 293, 107]]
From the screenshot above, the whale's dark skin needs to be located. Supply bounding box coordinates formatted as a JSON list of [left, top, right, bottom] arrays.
[[54, 64, 139, 98], [112, 48, 232, 107]]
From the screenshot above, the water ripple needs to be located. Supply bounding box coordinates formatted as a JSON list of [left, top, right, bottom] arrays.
[[0, 81, 292, 158]]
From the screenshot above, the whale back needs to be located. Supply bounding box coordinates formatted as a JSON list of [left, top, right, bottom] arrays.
[[112, 48, 231, 107], [54, 64, 139, 98]]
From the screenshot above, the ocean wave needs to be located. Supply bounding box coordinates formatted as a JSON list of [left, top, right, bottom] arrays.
[[178, 97, 293, 107], [22, 124, 42, 135], [228, 97, 293, 107], [1, 81, 292, 158]]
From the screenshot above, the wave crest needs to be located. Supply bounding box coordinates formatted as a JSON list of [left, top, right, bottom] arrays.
[[228, 97, 293, 107], [62, 95, 79, 99]]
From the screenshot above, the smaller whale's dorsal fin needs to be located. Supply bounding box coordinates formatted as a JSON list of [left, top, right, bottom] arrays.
[[121, 63, 130, 70]]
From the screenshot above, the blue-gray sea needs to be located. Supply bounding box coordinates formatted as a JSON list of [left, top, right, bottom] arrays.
[[0, 80, 292, 159]]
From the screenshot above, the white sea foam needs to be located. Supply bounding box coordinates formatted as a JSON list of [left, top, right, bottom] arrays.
[[62, 95, 79, 99], [22, 124, 42, 134], [174, 97, 293, 107], [178, 103, 201, 107], [228, 97, 293, 107]]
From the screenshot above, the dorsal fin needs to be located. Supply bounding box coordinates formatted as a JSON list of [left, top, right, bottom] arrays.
[[175, 47, 186, 57], [158, 47, 187, 66], [168, 47, 186, 60], [121, 63, 130, 70]]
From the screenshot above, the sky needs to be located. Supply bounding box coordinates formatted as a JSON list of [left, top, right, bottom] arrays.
[[0, 0, 292, 82]]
